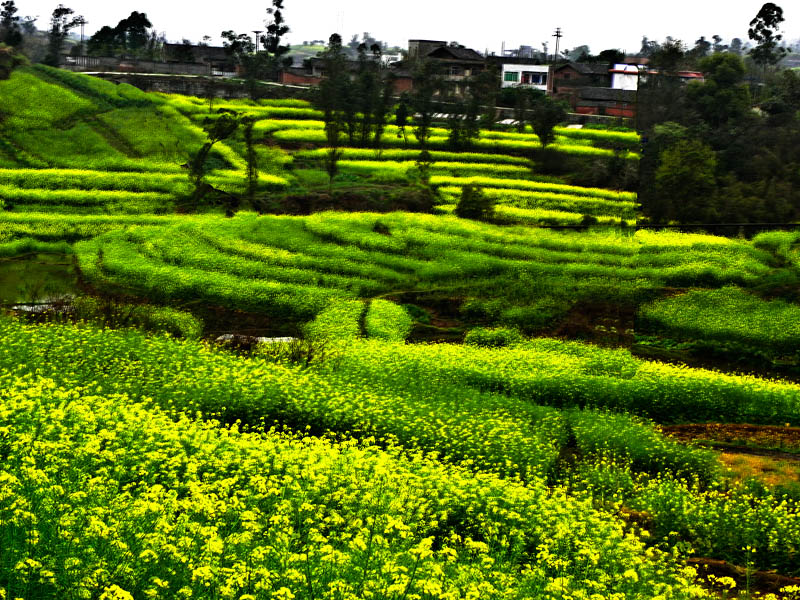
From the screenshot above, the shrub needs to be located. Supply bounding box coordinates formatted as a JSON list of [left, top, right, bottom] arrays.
[[464, 326, 523, 347], [365, 300, 412, 342], [71, 297, 204, 339], [455, 185, 494, 220]]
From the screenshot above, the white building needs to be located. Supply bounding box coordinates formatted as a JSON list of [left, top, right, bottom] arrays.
[[610, 63, 644, 91], [501, 63, 549, 91]]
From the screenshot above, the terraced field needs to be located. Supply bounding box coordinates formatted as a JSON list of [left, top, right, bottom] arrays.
[[0, 65, 638, 225], [1, 68, 800, 599]]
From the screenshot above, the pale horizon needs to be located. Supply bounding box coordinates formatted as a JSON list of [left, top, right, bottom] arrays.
[[13, 0, 800, 56]]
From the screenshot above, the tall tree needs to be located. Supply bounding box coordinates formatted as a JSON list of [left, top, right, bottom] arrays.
[[528, 95, 567, 147], [0, 1, 22, 47], [394, 99, 409, 147], [409, 59, 441, 150], [188, 110, 241, 211], [262, 0, 290, 76], [88, 11, 153, 57], [117, 11, 152, 54], [372, 71, 394, 151], [221, 30, 261, 97], [44, 5, 83, 66], [87, 26, 118, 56], [685, 53, 750, 129], [355, 43, 378, 146], [687, 36, 712, 62], [655, 139, 718, 223], [748, 3, 788, 68], [313, 34, 349, 191]]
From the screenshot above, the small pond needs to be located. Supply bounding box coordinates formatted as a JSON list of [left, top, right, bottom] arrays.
[[0, 254, 80, 306]]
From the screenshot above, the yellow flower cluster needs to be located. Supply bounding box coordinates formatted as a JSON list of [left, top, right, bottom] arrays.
[[0, 374, 707, 599]]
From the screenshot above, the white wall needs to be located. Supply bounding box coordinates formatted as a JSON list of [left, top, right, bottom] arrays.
[[501, 63, 549, 90], [611, 64, 641, 91]]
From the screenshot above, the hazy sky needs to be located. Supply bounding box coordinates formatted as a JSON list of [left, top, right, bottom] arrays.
[[17, 0, 800, 54]]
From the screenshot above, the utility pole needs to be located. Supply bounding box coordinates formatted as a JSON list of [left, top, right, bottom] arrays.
[[252, 30, 263, 53], [75, 16, 87, 55], [552, 27, 562, 63]]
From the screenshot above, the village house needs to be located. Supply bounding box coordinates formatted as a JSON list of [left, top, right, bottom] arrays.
[[486, 56, 549, 92], [406, 39, 486, 96]]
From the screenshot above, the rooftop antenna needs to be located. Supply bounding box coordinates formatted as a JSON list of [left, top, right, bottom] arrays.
[[553, 27, 563, 63]]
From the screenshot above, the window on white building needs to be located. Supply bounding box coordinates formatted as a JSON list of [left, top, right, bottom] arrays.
[[504, 71, 519, 82]]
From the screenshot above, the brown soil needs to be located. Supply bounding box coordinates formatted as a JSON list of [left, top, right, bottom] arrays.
[[663, 423, 800, 451], [550, 301, 635, 348], [618, 509, 800, 596], [631, 344, 800, 384], [690, 557, 800, 595], [268, 187, 434, 215]]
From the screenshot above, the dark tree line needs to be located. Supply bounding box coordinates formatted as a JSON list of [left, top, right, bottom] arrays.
[[638, 3, 800, 224], [0, 1, 23, 47], [87, 11, 161, 59]]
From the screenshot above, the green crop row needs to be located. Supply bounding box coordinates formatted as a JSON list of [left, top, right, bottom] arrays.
[[0, 185, 174, 211], [337, 159, 531, 178], [431, 175, 638, 202], [0, 212, 186, 243], [364, 299, 413, 341], [0, 169, 190, 193], [573, 461, 800, 576], [294, 147, 534, 166], [436, 203, 634, 227], [32, 64, 155, 109], [753, 230, 800, 268], [77, 235, 347, 320], [71, 213, 777, 317], [437, 185, 638, 219], [554, 125, 641, 145], [0, 237, 72, 257], [271, 128, 640, 159], [5, 316, 798, 577], [638, 286, 800, 352], [325, 336, 800, 426], [169, 95, 322, 119], [0, 69, 94, 129]]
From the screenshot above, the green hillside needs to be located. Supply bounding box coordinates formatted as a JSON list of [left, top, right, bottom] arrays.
[[0, 65, 635, 223]]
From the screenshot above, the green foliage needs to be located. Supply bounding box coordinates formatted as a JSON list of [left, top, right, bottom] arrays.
[[748, 2, 788, 67], [70, 296, 204, 338], [529, 95, 569, 147], [70, 213, 778, 325], [686, 53, 750, 128], [638, 286, 800, 353], [655, 138, 718, 223], [454, 184, 494, 221], [573, 461, 800, 576], [364, 300, 412, 342], [304, 299, 363, 341], [464, 326, 523, 347], [44, 4, 83, 66], [0, 42, 24, 78]]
